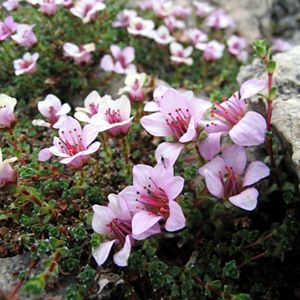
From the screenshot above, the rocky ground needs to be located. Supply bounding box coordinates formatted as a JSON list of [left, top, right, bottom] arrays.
[[1, 0, 300, 299]]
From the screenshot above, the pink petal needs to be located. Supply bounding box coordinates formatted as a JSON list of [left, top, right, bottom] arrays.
[[164, 176, 184, 200], [133, 223, 161, 240], [201, 168, 224, 198], [140, 112, 173, 137], [100, 55, 114, 71], [221, 145, 246, 175], [243, 161, 270, 186], [113, 235, 132, 267], [159, 88, 188, 117], [38, 148, 53, 161], [240, 79, 267, 100], [165, 201, 186, 232], [229, 111, 266, 146], [179, 117, 197, 143], [122, 46, 135, 64], [92, 204, 115, 234], [82, 124, 99, 147], [155, 142, 184, 166], [110, 45, 121, 59], [92, 240, 116, 266], [144, 101, 160, 112], [132, 164, 153, 191], [108, 194, 132, 221], [56, 103, 71, 116], [228, 187, 258, 211], [132, 211, 162, 236], [198, 132, 222, 161], [198, 156, 225, 177], [187, 96, 212, 121]]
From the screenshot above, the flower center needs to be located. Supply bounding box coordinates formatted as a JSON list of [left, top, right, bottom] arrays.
[[89, 103, 98, 115], [105, 108, 122, 124], [106, 218, 132, 244], [135, 22, 143, 30], [165, 108, 191, 139], [58, 128, 84, 156], [83, 4, 92, 16], [48, 106, 58, 125], [136, 177, 169, 218], [117, 54, 127, 68], [209, 95, 245, 128], [219, 166, 242, 198]]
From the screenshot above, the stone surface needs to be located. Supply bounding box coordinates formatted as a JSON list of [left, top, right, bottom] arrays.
[[212, 0, 274, 42], [237, 46, 300, 181]]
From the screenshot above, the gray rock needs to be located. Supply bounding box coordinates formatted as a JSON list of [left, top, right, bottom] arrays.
[[0, 253, 31, 298], [237, 46, 300, 181], [212, 0, 274, 42]]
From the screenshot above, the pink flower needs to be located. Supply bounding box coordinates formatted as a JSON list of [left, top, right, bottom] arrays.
[[100, 45, 136, 74], [63, 42, 95, 65], [151, 25, 174, 45], [141, 88, 211, 142], [0, 16, 17, 41], [88, 95, 133, 137], [144, 84, 169, 112], [2, 0, 19, 11], [164, 16, 185, 32], [272, 38, 292, 52], [185, 28, 208, 47], [141, 88, 211, 164], [227, 35, 248, 62], [62, 0, 73, 8], [206, 9, 235, 29], [152, 1, 172, 18], [38, 117, 100, 169], [118, 73, 147, 102], [204, 79, 267, 146], [120, 160, 186, 236], [74, 91, 112, 123], [92, 193, 158, 266], [11, 24, 37, 48], [193, 1, 215, 17], [170, 42, 193, 65], [171, 5, 192, 19], [39, 0, 60, 15], [127, 17, 155, 37], [196, 40, 225, 61], [112, 9, 137, 28], [70, 0, 106, 23], [199, 145, 270, 210], [0, 94, 17, 130], [13, 52, 39, 76], [138, 0, 153, 11], [0, 148, 17, 189], [33, 94, 71, 128]]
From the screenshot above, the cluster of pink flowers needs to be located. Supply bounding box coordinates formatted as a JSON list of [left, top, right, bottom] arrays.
[[110, 0, 248, 67], [92, 158, 185, 266], [0, 94, 18, 189]]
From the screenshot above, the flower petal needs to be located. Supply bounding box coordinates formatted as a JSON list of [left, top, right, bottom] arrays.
[[165, 201, 186, 232], [155, 142, 184, 166], [229, 187, 258, 211], [92, 240, 117, 266], [198, 132, 222, 161], [243, 161, 270, 186], [240, 79, 267, 100], [113, 235, 132, 267], [140, 112, 173, 137], [38, 148, 53, 161], [221, 144, 246, 175], [229, 111, 266, 146], [132, 211, 162, 236]]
